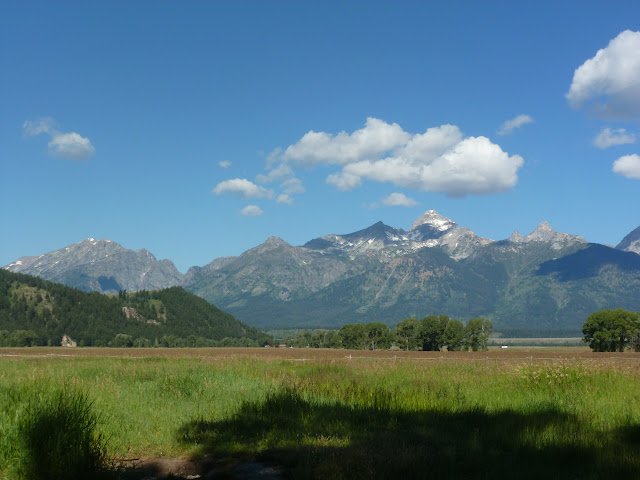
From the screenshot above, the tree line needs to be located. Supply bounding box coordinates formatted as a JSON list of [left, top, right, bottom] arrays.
[[282, 315, 494, 351]]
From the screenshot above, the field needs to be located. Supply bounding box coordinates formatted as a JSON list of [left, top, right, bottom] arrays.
[[2, 347, 640, 479]]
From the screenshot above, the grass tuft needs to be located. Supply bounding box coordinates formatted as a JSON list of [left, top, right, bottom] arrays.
[[15, 388, 108, 480]]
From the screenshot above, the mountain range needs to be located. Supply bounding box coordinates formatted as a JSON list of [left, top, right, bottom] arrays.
[[5, 211, 640, 333]]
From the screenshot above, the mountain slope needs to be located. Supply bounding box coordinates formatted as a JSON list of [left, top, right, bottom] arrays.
[[0, 269, 270, 346]]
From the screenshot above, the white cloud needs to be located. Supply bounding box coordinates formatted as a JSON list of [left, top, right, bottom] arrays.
[[283, 117, 410, 166], [47, 133, 95, 161], [264, 118, 524, 198], [23, 118, 95, 161], [324, 127, 523, 197], [566, 30, 640, 119], [219, 160, 231, 168], [593, 127, 636, 149], [381, 192, 418, 207], [213, 178, 275, 199], [241, 205, 264, 216], [277, 194, 293, 205], [613, 154, 640, 179], [497, 114, 534, 135]]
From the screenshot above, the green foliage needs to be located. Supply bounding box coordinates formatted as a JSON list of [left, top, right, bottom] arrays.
[[112, 334, 133, 348], [444, 318, 465, 351], [583, 308, 640, 352], [339, 323, 367, 350], [365, 322, 391, 350], [418, 315, 450, 351], [465, 317, 493, 351], [395, 317, 419, 351]]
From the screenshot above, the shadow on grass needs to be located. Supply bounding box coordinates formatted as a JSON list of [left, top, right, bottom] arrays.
[[177, 388, 640, 480]]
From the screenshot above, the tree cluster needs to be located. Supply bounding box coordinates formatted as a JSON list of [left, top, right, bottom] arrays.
[[583, 308, 640, 352], [285, 315, 493, 351]]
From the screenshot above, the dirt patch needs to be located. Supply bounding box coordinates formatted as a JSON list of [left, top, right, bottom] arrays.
[[119, 457, 284, 479]]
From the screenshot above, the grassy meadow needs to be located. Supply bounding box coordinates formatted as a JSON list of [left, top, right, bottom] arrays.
[[2, 347, 640, 479]]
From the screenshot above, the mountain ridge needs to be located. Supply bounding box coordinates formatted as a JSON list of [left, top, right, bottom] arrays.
[[4, 211, 639, 332]]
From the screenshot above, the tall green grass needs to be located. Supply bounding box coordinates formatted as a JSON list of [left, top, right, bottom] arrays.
[[0, 386, 107, 480], [1, 354, 640, 478]]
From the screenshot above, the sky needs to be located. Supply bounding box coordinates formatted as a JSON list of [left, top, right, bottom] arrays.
[[2, 1, 639, 273]]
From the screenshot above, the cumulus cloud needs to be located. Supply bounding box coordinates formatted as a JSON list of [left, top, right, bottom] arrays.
[[566, 30, 640, 119], [283, 117, 410, 166], [497, 114, 534, 135], [23, 118, 95, 161], [213, 178, 275, 199], [217, 118, 524, 206], [241, 205, 264, 216], [219, 160, 231, 168], [613, 154, 640, 179], [593, 127, 636, 149], [312, 123, 523, 197], [381, 192, 418, 207]]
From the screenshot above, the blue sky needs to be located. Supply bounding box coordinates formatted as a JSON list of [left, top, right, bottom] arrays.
[[2, 1, 639, 272]]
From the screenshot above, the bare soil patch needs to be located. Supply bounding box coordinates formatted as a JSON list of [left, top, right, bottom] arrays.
[[2, 345, 639, 361]]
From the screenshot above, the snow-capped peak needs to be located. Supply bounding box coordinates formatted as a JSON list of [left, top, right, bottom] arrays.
[[410, 209, 457, 232]]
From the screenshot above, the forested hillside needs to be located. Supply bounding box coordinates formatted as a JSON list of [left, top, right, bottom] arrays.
[[0, 270, 271, 347]]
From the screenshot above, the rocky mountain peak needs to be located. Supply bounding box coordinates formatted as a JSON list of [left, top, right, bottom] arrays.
[[512, 221, 587, 248], [2, 238, 183, 293], [509, 230, 525, 243], [245, 236, 291, 256], [525, 221, 556, 242], [616, 226, 640, 255], [410, 210, 457, 232], [265, 236, 288, 246]]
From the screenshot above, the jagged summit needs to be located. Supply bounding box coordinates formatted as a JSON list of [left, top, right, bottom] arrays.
[[410, 210, 457, 232], [509, 230, 525, 243], [616, 226, 640, 255], [507, 221, 586, 249], [525, 221, 556, 242]]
